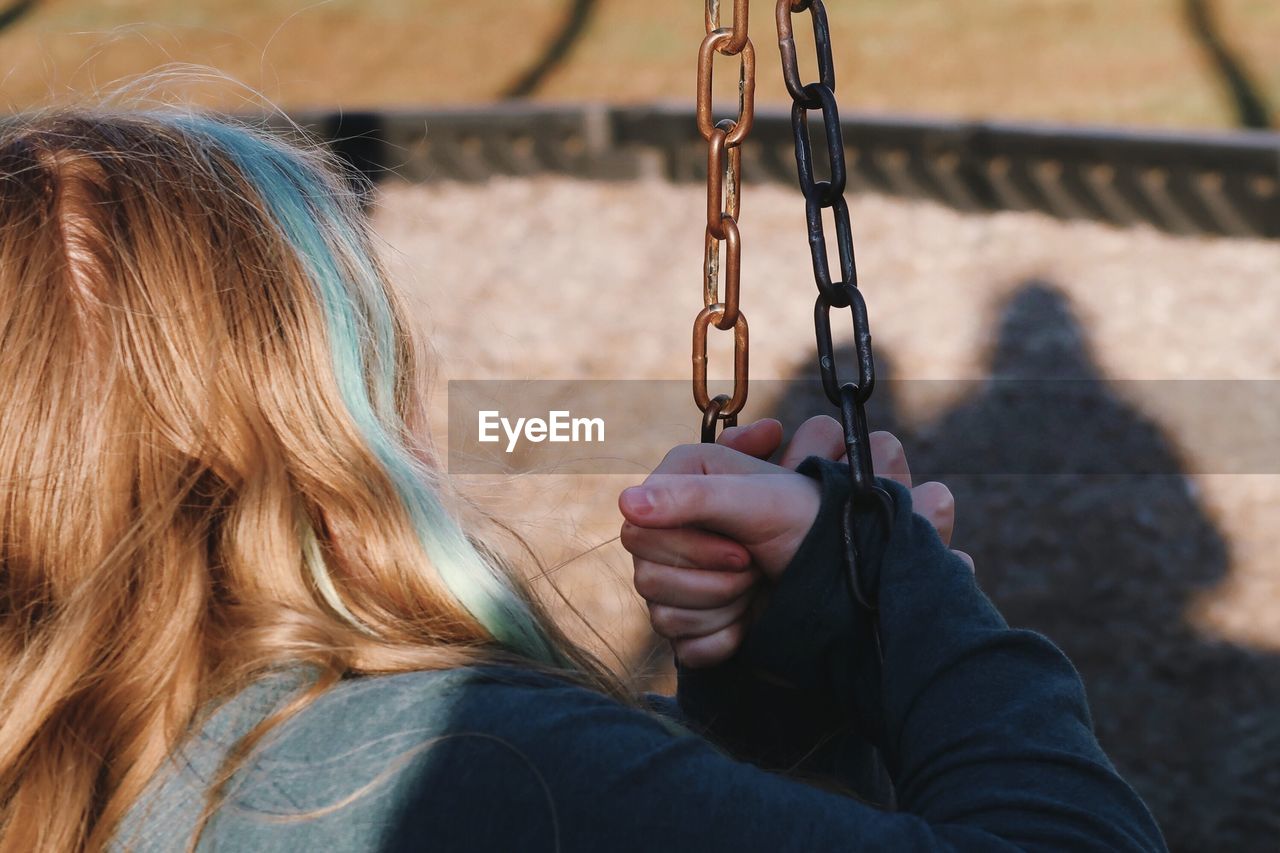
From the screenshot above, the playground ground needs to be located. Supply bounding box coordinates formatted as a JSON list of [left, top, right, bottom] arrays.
[[1, 0, 1277, 129], [374, 175, 1280, 850]]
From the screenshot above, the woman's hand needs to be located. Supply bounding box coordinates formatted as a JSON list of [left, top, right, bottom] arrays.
[[619, 417, 969, 668]]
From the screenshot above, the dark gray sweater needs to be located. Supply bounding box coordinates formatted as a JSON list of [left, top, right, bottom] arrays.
[[112, 457, 1167, 852]]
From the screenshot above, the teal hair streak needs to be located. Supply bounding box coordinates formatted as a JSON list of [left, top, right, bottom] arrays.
[[169, 113, 566, 668]]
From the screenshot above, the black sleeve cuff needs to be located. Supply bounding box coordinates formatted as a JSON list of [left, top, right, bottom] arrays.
[[676, 455, 897, 760]]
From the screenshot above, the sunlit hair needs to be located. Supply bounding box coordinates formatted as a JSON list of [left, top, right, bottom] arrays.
[[0, 107, 637, 851]]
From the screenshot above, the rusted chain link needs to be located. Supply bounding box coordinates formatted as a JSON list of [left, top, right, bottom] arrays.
[[694, 0, 755, 443], [705, 0, 751, 55], [776, 0, 893, 616]]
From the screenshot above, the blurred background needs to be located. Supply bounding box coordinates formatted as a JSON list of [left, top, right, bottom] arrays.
[[1, 0, 1277, 127], [3, 2, 1279, 851]]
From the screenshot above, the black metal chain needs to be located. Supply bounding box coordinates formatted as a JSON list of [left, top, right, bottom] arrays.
[[776, 0, 892, 621]]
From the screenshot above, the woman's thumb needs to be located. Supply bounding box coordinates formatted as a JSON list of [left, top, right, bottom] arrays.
[[619, 473, 779, 538]]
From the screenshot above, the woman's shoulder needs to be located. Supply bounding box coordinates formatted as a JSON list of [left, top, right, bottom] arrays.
[[256, 663, 678, 748], [114, 664, 686, 851], [197, 662, 679, 785]]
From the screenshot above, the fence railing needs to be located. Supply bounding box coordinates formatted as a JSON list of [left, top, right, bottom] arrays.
[[610, 106, 1280, 239], [277, 104, 1279, 239], [0, 103, 1229, 240]]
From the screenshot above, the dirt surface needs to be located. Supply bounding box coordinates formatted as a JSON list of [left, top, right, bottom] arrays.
[[0, 1, 1276, 129], [372, 175, 1280, 851]]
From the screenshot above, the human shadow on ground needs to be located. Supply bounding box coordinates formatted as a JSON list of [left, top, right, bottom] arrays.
[[633, 281, 1280, 851]]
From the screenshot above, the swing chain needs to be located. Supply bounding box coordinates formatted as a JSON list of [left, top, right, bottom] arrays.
[[694, 0, 755, 443], [776, 0, 893, 612]]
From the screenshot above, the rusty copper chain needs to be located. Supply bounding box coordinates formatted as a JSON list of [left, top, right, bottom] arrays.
[[694, 0, 755, 443]]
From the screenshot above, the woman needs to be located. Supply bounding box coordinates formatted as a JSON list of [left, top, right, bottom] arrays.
[[0, 109, 1166, 851]]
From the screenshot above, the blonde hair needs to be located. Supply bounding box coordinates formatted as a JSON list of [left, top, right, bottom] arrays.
[[0, 108, 632, 851]]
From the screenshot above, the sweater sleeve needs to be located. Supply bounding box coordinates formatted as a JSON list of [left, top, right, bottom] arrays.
[[670, 454, 891, 793], [666, 455, 1168, 851], [388, 655, 1163, 853]]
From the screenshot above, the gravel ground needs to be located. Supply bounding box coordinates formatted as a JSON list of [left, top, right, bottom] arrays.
[[372, 176, 1280, 852]]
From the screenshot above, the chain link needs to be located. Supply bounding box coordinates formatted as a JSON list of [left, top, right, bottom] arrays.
[[775, 0, 892, 605], [776, 0, 834, 107], [705, 0, 751, 56], [695, 0, 755, 442], [777, 9, 896, 800]]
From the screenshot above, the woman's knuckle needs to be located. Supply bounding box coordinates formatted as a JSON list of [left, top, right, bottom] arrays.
[[662, 442, 718, 472], [807, 414, 843, 439], [723, 570, 755, 598], [872, 430, 904, 456], [632, 564, 663, 600], [919, 481, 955, 510], [649, 604, 682, 637], [674, 639, 704, 668], [631, 568, 650, 599], [716, 573, 745, 599], [661, 445, 695, 468], [677, 478, 709, 510], [707, 625, 741, 660], [728, 592, 754, 618]]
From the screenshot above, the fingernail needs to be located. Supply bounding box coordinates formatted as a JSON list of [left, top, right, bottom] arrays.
[[621, 487, 654, 514]]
